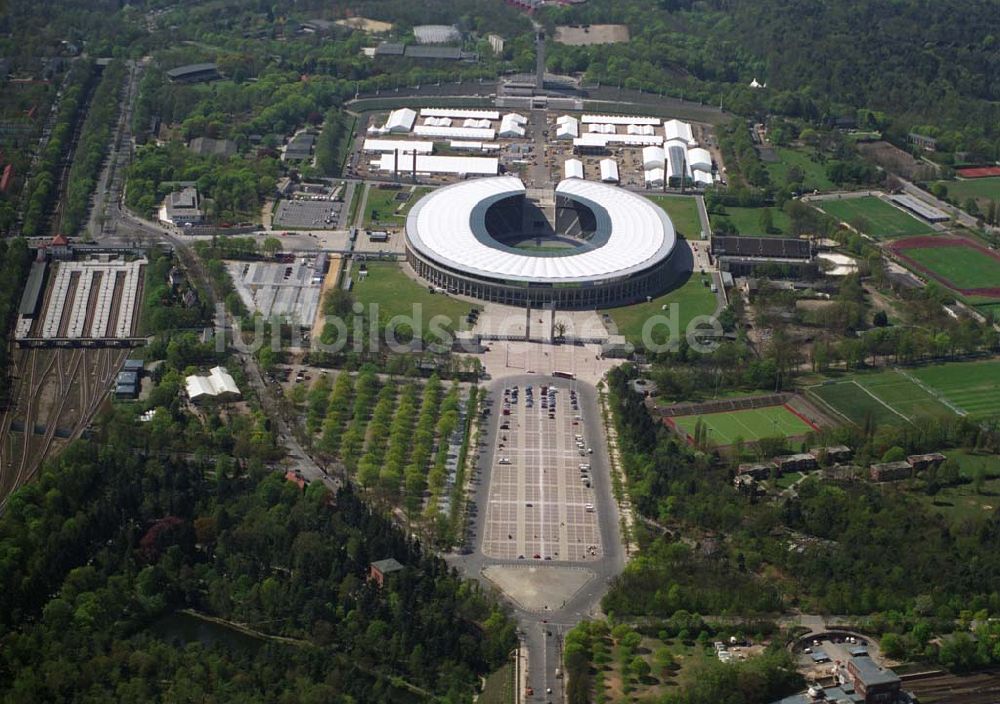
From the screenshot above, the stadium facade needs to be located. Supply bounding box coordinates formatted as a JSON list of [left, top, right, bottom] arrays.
[[404, 177, 679, 308]]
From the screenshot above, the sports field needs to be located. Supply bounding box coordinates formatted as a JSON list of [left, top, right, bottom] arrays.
[[711, 206, 792, 236], [933, 177, 1000, 208], [889, 236, 1000, 296], [670, 405, 816, 445], [818, 196, 933, 239], [909, 359, 1000, 419]]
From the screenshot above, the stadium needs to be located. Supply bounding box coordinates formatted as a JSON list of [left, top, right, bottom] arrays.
[[403, 176, 680, 308]]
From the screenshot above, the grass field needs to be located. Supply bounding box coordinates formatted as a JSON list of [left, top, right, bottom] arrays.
[[711, 206, 792, 236], [909, 359, 1000, 419], [764, 147, 838, 192], [478, 662, 515, 704], [808, 369, 955, 426], [606, 275, 718, 347], [670, 405, 816, 445], [933, 177, 1000, 208], [901, 244, 1000, 290], [818, 196, 933, 239], [646, 195, 703, 239], [351, 262, 475, 334], [362, 186, 431, 228], [914, 450, 1000, 524]]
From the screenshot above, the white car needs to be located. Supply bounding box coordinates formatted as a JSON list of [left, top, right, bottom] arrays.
[[585, 503, 594, 512]]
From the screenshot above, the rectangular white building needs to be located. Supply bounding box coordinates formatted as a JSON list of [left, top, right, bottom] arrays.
[[362, 139, 434, 154], [376, 152, 499, 176], [582, 114, 660, 125], [419, 108, 500, 120], [600, 158, 619, 183], [564, 158, 584, 180], [414, 124, 496, 140]]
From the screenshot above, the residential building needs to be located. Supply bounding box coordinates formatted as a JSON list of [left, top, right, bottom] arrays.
[[847, 656, 902, 703], [369, 558, 404, 588], [907, 452, 947, 472], [163, 186, 203, 225], [869, 460, 913, 482], [775, 454, 818, 473]]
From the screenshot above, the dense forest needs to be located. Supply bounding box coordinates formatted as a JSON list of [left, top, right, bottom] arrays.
[[543, 0, 1000, 158], [0, 412, 516, 701], [0, 238, 30, 406]]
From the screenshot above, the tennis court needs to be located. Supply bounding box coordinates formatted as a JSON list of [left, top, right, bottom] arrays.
[[669, 405, 816, 445]]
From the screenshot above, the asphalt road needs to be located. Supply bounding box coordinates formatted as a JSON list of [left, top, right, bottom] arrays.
[[448, 372, 625, 703]]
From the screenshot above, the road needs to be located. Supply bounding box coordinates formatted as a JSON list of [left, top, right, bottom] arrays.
[[448, 373, 626, 703]]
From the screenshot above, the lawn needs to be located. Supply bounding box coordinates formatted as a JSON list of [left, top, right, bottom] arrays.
[[645, 195, 703, 239], [909, 359, 1000, 419], [351, 262, 476, 334], [363, 185, 431, 228], [808, 369, 956, 426], [764, 147, 838, 192], [933, 177, 1000, 208], [605, 275, 718, 347], [901, 245, 1000, 290], [478, 662, 515, 704], [711, 206, 792, 236], [913, 451, 1000, 525], [817, 196, 933, 239], [670, 404, 816, 445]]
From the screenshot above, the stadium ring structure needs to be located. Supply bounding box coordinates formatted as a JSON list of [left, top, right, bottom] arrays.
[[404, 176, 679, 309]]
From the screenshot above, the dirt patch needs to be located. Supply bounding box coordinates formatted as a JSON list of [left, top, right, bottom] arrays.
[[554, 24, 630, 46], [856, 141, 939, 181], [335, 17, 393, 33]]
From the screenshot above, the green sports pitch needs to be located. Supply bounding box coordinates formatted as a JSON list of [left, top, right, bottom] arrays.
[[817, 196, 933, 239], [808, 361, 1000, 426], [669, 405, 816, 445]]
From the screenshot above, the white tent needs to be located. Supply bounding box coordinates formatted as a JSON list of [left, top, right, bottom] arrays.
[[687, 147, 712, 171], [663, 119, 694, 145], [642, 146, 666, 170], [385, 108, 417, 133], [693, 169, 714, 186], [644, 168, 665, 188], [564, 158, 584, 180], [555, 115, 579, 140], [186, 366, 241, 402], [599, 159, 619, 183], [499, 113, 527, 138]]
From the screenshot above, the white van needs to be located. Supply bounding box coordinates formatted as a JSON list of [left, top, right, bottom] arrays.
[[584, 503, 594, 512]]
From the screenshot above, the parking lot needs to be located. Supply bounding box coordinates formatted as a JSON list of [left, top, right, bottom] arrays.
[[272, 199, 343, 229], [481, 382, 602, 562]]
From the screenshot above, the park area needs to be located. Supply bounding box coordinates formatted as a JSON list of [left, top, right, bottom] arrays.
[[606, 275, 718, 347], [645, 195, 703, 239], [362, 185, 431, 229], [763, 147, 837, 192], [710, 205, 792, 236], [668, 404, 817, 445], [351, 261, 476, 335], [889, 236, 1000, 296], [817, 196, 933, 239], [934, 176, 1000, 209]]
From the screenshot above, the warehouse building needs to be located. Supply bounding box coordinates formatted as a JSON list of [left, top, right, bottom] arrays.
[[186, 367, 241, 403]]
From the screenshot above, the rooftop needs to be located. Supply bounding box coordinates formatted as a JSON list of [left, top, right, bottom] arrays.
[[371, 558, 404, 573], [850, 656, 900, 687]]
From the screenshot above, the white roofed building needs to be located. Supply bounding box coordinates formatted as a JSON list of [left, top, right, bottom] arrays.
[[642, 146, 666, 170], [599, 158, 619, 183], [665, 139, 692, 182], [564, 158, 584, 180], [644, 168, 665, 188], [663, 119, 695, 145], [555, 116, 579, 140], [413, 25, 461, 44], [414, 124, 496, 140], [627, 124, 656, 136], [385, 108, 416, 133], [582, 114, 660, 125], [498, 113, 527, 138], [420, 108, 500, 120], [693, 169, 714, 186], [363, 139, 434, 154], [687, 147, 712, 172], [376, 152, 499, 176], [186, 366, 241, 403]]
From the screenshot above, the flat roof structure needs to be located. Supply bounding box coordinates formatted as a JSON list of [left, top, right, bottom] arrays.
[[165, 63, 220, 83], [414, 124, 496, 140], [413, 24, 460, 44], [19, 261, 46, 317], [573, 133, 663, 148], [890, 194, 949, 222], [419, 108, 499, 120], [582, 114, 660, 125], [362, 138, 434, 154], [375, 152, 499, 176]]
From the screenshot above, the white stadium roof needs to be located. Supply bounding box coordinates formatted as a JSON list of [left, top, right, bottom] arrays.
[[582, 114, 660, 125], [405, 176, 675, 283], [376, 152, 499, 175], [363, 139, 434, 154], [420, 108, 499, 120]]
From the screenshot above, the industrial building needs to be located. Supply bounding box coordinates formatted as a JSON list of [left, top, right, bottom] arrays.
[[404, 176, 678, 308]]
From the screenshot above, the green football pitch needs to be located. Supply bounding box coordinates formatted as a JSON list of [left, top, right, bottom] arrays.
[[900, 244, 1000, 290], [817, 196, 933, 239], [670, 405, 815, 445], [808, 362, 1000, 426]]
